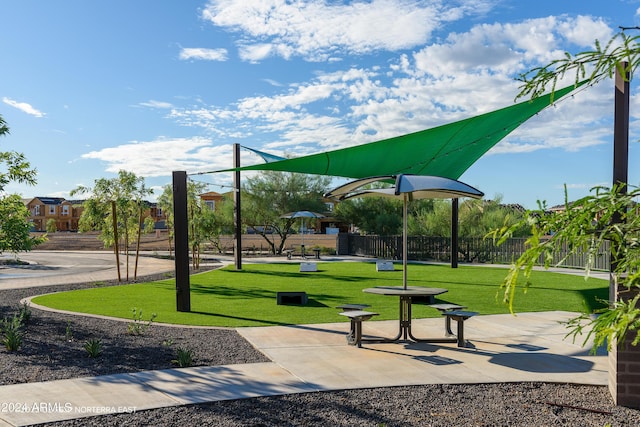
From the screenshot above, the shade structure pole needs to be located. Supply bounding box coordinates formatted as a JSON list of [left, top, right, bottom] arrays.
[[233, 143, 242, 270], [451, 198, 459, 268], [611, 63, 629, 275], [609, 61, 639, 408], [403, 193, 408, 289], [173, 171, 191, 312]]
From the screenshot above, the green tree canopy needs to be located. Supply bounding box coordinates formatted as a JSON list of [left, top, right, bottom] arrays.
[[412, 197, 528, 238], [0, 115, 44, 255], [158, 181, 231, 266], [334, 197, 404, 235], [241, 170, 332, 254], [0, 115, 37, 191], [0, 194, 44, 254], [72, 170, 153, 281]]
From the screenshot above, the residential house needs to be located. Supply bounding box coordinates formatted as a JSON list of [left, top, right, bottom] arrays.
[[24, 197, 82, 232], [145, 201, 168, 229], [24, 197, 168, 232], [199, 191, 224, 211]]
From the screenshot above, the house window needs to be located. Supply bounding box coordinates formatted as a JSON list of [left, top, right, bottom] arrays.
[[157, 208, 162, 217], [48, 205, 56, 215], [205, 201, 215, 210], [33, 205, 41, 216], [62, 205, 69, 216]]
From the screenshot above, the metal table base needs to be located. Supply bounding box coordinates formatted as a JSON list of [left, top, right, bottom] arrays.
[[361, 295, 458, 344]]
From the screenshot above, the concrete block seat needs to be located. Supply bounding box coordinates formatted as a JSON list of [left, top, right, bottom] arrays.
[[276, 292, 307, 305]]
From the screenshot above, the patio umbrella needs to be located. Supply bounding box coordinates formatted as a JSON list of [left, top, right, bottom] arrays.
[[325, 174, 483, 289], [279, 210, 326, 247]]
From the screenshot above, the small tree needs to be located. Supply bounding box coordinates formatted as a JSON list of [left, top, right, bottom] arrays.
[[196, 201, 229, 254], [492, 186, 640, 349], [157, 184, 175, 256], [187, 181, 206, 269], [0, 194, 44, 255], [497, 29, 640, 348], [72, 171, 153, 281], [494, 28, 640, 407], [0, 115, 45, 256], [157, 181, 229, 267], [45, 218, 57, 233]]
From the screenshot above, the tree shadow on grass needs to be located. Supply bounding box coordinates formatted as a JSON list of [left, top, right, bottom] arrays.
[[189, 283, 275, 299], [218, 268, 376, 283], [188, 310, 300, 327], [574, 287, 609, 313], [409, 277, 608, 314], [188, 284, 339, 306]]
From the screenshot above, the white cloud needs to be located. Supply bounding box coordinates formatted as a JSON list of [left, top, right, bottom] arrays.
[[202, 0, 491, 61], [164, 13, 618, 165], [81, 137, 233, 177], [238, 43, 276, 62], [2, 97, 46, 117], [138, 100, 173, 109], [179, 47, 228, 61], [411, 16, 608, 79], [263, 78, 284, 87], [558, 15, 612, 46]]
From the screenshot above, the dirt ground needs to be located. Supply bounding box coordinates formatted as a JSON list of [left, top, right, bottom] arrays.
[[32, 231, 172, 252], [33, 231, 338, 253]]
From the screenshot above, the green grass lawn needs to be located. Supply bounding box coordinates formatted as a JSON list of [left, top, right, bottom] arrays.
[[31, 262, 609, 327]]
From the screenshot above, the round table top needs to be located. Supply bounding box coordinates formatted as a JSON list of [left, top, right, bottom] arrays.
[[362, 286, 448, 296]]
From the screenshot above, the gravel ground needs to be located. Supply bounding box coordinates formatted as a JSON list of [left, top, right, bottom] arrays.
[[1, 271, 639, 426]]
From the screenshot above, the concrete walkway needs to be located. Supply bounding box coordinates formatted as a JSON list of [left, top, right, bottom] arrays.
[[0, 251, 178, 289], [0, 312, 607, 426], [0, 253, 609, 426]]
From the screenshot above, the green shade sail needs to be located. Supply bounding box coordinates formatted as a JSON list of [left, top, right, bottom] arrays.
[[216, 83, 582, 180]]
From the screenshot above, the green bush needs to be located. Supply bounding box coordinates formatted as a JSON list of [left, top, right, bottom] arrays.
[[17, 301, 31, 325], [172, 347, 194, 367], [2, 315, 24, 351], [65, 321, 73, 342], [46, 218, 57, 233], [83, 338, 102, 358], [127, 307, 157, 336]]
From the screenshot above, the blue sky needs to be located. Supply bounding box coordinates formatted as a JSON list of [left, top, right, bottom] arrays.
[[1, 0, 639, 209]]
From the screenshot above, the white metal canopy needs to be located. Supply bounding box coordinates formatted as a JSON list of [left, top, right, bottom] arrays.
[[325, 174, 484, 289]]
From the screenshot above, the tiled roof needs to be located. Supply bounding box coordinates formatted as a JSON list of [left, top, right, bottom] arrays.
[[500, 203, 526, 213], [34, 197, 66, 205]]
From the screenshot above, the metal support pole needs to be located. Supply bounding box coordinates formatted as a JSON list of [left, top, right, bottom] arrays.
[[611, 63, 630, 290], [234, 143, 242, 270], [451, 198, 459, 268], [173, 171, 191, 312], [402, 193, 408, 289], [609, 62, 637, 408]]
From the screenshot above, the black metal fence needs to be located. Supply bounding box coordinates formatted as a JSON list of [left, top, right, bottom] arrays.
[[346, 235, 611, 270]]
